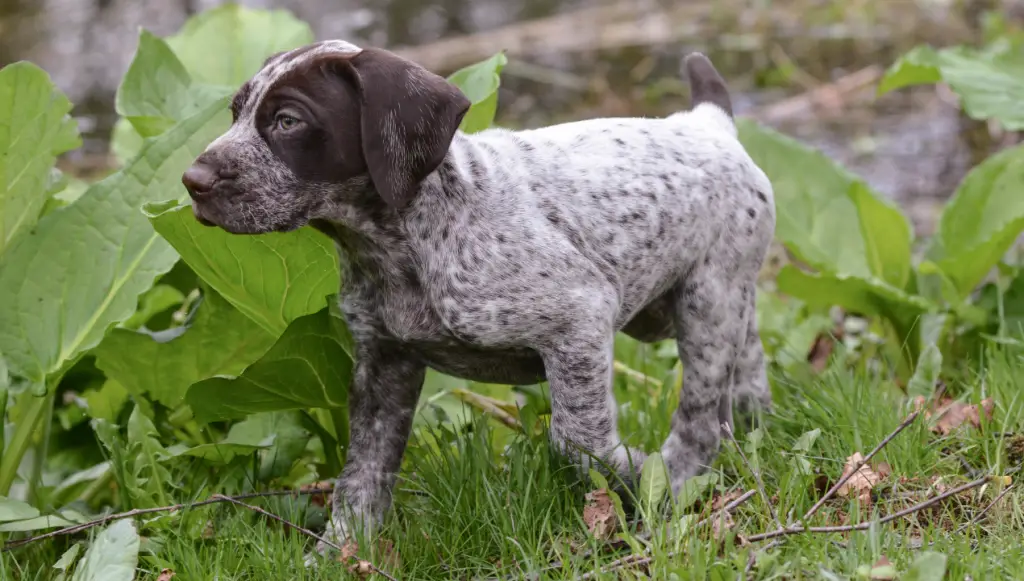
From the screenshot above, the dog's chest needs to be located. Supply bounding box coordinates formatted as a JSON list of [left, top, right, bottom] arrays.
[[355, 283, 547, 384]]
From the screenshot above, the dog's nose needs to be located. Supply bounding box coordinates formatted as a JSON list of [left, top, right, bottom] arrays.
[[182, 163, 219, 199]]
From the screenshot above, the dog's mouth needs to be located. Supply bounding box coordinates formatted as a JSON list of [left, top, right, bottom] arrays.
[[191, 202, 219, 228], [190, 198, 306, 236]]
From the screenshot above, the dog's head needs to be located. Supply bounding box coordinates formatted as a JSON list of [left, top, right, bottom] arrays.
[[181, 41, 470, 234]]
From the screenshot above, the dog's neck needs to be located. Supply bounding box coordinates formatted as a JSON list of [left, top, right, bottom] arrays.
[[309, 134, 489, 284], [310, 135, 485, 285]]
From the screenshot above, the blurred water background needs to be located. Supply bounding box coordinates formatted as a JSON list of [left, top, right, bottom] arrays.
[[1, 0, 1022, 235]]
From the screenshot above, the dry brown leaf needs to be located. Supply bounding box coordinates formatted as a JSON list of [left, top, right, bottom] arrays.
[[583, 489, 618, 540], [875, 462, 892, 480], [156, 569, 176, 581], [335, 539, 360, 563], [711, 489, 744, 511], [837, 453, 880, 503], [912, 395, 927, 413], [807, 333, 835, 372], [709, 510, 735, 542], [931, 398, 995, 435], [299, 481, 333, 507], [350, 560, 374, 578]]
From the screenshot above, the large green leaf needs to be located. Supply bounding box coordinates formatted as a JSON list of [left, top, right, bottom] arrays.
[[115, 30, 232, 138], [146, 203, 340, 336], [903, 551, 948, 581], [0, 62, 81, 255], [165, 4, 314, 87], [737, 120, 913, 288], [94, 287, 275, 407], [187, 303, 353, 423], [112, 5, 312, 160], [178, 411, 311, 479], [926, 144, 1024, 299], [777, 266, 933, 337], [447, 52, 508, 134], [0, 98, 230, 384], [0, 495, 39, 521], [70, 519, 139, 581], [879, 43, 1024, 129]]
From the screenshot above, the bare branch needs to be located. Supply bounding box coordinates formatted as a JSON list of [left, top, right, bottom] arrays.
[[954, 483, 1014, 534], [569, 489, 756, 581], [215, 495, 399, 581], [799, 410, 921, 524], [747, 475, 991, 542], [2, 487, 334, 552]]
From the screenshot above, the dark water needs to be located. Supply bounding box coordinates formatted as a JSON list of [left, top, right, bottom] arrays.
[[0, 0, 1018, 234]]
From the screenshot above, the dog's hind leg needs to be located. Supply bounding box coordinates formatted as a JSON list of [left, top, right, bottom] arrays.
[[732, 299, 772, 428], [660, 265, 752, 496], [538, 304, 647, 488]]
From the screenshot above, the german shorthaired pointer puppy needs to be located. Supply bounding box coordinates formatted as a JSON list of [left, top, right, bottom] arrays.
[[181, 40, 775, 557]]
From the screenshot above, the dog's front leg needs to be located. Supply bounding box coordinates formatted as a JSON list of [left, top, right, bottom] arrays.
[[315, 342, 425, 558]]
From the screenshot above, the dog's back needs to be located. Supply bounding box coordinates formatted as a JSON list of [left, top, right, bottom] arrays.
[[421, 55, 770, 331]]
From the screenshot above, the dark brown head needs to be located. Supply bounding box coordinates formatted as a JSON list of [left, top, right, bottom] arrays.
[[181, 40, 471, 234]]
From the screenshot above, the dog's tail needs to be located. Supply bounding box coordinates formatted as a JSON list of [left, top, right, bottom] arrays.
[[683, 52, 736, 136]]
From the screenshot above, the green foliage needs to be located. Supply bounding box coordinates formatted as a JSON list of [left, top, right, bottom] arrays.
[[0, 62, 81, 255], [879, 42, 1024, 130], [739, 76, 1024, 373], [70, 519, 139, 581], [0, 99, 228, 386], [115, 30, 233, 138], [94, 288, 275, 407], [638, 452, 668, 517], [903, 552, 948, 581], [146, 202, 340, 336], [447, 52, 508, 133], [164, 4, 314, 88], [187, 302, 353, 423], [924, 143, 1024, 299], [738, 121, 913, 286]]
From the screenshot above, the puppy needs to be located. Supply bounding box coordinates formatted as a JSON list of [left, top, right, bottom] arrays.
[[181, 41, 775, 554]]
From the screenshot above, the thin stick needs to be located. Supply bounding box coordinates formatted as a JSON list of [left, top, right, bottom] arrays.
[[954, 484, 1014, 534], [723, 423, 782, 529], [740, 539, 782, 581], [215, 495, 399, 581], [2, 487, 334, 552], [577, 551, 659, 580], [585, 475, 992, 579], [567, 489, 756, 581], [799, 410, 921, 524], [747, 475, 990, 542]]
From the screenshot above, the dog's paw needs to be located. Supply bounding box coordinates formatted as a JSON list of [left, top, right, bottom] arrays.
[[302, 514, 352, 568]]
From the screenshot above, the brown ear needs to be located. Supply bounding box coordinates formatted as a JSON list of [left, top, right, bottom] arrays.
[[346, 48, 471, 207]]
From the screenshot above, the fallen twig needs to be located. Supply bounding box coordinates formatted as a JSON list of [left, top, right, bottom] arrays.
[[798, 410, 921, 524], [746, 475, 992, 542], [749, 65, 883, 123], [740, 539, 782, 581], [723, 422, 782, 530], [450, 388, 523, 431], [2, 487, 335, 552], [954, 484, 1015, 534], [567, 489, 756, 581], [215, 495, 399, 581]]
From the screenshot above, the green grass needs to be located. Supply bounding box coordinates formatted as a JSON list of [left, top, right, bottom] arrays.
[[4, 336, 1024, 580]]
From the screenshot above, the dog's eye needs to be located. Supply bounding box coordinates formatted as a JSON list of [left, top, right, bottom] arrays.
[[275, 113, 301, 131]]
